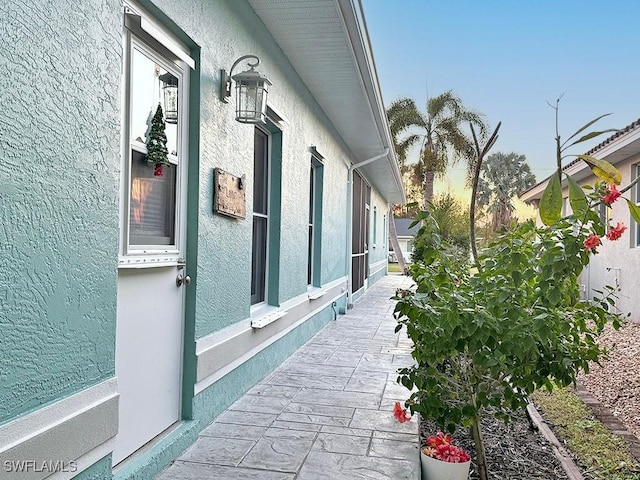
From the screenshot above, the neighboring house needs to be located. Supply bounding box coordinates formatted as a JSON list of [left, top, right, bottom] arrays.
[[0, 1, 404, 479], [520, 119, 640, 321], [390, 218, 419, 263]]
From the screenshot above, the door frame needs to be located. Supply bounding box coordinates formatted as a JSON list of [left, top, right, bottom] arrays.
[[115, 0, 199, 464]]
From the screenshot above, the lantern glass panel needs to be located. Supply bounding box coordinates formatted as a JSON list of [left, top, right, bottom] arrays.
[[159, 72, 179, 125], [235, 81, 257, 123], [163, 86, 178, 124]]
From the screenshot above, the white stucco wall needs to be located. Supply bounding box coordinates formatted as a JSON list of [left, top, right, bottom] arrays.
[[531, 154, 640, 322], [582, 154, 640, 322]]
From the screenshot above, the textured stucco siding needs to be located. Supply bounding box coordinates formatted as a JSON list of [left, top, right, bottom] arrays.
[[0, 0, 121, 423], [148, 0, 352, 338], [582, 154, 640, 322]]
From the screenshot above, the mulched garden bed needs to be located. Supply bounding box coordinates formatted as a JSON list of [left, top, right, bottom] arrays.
[[420, 410, 571, 480]]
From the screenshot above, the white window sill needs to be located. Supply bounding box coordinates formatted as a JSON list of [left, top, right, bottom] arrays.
[[307, 287, 325, 300], [250, 306, 287, 329], [118, 254, 181, 269]]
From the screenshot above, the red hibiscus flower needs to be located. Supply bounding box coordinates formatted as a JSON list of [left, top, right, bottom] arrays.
[[423, 432, 470, 463], [606, 222, 627, 241], [583, 234, 602, 251], [393, 401, 411, 423], [601, 184, 621, 205]]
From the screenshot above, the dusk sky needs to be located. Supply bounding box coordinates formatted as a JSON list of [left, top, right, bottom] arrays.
[[362, 0, 640, 193]]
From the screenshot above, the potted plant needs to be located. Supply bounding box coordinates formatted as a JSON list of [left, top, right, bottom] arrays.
[[392, 107, 639, 480], [395, 403, 470, 479], [421, 431, 470, 480]]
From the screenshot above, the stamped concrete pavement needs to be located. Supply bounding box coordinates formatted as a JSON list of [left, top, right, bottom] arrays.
[[156, 274, 418, 480]]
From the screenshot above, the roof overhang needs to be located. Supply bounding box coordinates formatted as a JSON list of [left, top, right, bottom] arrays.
[[247, 0, 405, 204], [521, 120, 640, 203]]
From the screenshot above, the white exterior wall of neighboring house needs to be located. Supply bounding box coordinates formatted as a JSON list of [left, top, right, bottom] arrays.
[[583, 152, 640, 320], [395, 237, 413, 262], [521, 120, 640, 322]]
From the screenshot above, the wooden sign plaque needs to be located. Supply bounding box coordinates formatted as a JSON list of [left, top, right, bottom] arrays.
[[213, 168, 246, 219]]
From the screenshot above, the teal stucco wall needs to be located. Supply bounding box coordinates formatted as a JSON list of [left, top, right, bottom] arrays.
[[0, 0, 121, 424], [146, 0, 352, 338]]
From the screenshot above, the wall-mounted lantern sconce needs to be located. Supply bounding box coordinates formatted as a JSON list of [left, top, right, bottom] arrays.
[[158, 72, 179, 124], [221, 55, 272, 124]]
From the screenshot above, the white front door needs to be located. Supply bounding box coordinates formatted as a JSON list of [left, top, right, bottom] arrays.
[[114, 18, 190, 465]]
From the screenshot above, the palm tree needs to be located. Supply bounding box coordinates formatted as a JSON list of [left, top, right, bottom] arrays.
[[387, 92, 487, 209], [476, 151, 536, 231]]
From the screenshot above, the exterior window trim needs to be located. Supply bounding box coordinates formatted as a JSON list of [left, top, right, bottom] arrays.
[[308, 155, 323, 287], [372, 206, 377, 248], [119, 15, 190, 267], [251, 126, 271, 306]]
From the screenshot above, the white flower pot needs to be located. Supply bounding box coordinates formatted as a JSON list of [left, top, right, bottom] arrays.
[[420, 449, 471, 480]]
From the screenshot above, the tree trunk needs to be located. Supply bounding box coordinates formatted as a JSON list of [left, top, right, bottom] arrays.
[[388, 205, 408, 275], [471, 416, 489, 480], [423, 170, 435, 210]]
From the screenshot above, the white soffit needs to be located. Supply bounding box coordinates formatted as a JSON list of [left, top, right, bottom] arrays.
[[247, 0, 404, 204]]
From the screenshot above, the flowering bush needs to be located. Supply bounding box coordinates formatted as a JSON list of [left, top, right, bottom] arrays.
[[393, 111, 639, 480], [423, 432, 471, 463]]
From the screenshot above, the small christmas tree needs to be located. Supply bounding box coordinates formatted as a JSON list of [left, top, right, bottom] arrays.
[[146, 104, 169, 177]]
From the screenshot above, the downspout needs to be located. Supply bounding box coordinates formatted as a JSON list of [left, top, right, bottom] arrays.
[[345, 148, 389, 308]]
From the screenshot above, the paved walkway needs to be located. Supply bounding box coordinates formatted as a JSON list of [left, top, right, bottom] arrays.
[[157, 274, 420, 479]]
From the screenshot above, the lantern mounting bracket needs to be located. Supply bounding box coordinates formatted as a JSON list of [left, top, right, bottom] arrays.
[[220, 54, 260, 102]]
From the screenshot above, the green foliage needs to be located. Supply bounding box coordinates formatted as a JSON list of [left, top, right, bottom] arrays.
[[146, 104, 169, 167], [532, 387, 640, 479], [395, 212, 622, 433], [626, 199, 640, 224], [424, 191, 470, 251], [540, 110, 621, 224], [578, 155, 622, 185], [567, 174, 588, 217], [476, 151, 536, 231], [539, 174, 562, 226]]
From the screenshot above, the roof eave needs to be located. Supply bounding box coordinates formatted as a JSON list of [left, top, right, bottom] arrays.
[[520, 118, 640, 202]]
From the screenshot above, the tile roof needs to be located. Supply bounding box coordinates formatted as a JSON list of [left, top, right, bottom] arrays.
[[521, 117, 640, 196]]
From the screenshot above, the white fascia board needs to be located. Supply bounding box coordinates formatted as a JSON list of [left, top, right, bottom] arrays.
[[336, 0, 405, 204], [596, 127, 640, 160]]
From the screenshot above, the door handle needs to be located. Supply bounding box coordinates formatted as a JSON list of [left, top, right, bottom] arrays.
[[176, 274, 191, 287]]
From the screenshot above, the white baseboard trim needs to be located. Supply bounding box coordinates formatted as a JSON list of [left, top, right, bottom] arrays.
[[369, 259, 388, 277], [0, 378, 118, 480], [194, 277, 347, 395]]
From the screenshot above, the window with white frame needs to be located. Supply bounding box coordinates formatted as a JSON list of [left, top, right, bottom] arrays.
[[128, 48, 180, 247], [383, 214, 387, 250], [307, 156, 323, 286], [308, 162, 315, 285], [372, 206, 377, 247], [120, 9, 191, 263], [251, 128, 269, 304]]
